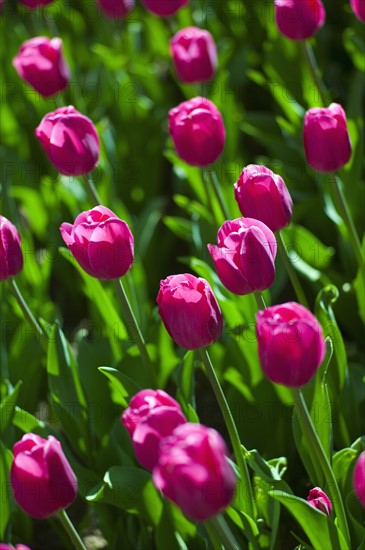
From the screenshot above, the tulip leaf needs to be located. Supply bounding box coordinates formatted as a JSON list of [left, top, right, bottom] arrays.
[[12, 406, 46, 434], [282, 224, 335, 270], [98, 366, 141, 408], [0, 441, 13, 539], [0, 381, 22, 435], [86, 466, 162, 526], [155, 501, 206, 550], [270, 490, 348, 550]]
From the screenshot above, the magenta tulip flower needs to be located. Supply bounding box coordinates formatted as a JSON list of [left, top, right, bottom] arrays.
[[0, 545, 31, 550], [256, 302, 326, 387], [307, 487, 332, 515], [168, 97, 225, 166], [153, 423, 236, 521], [141, 0, 189, 17], [170, 27, 217, 84], [274, 0, 325, 40], [0, 216, 23, 281], [303, 103, 352, 172], [13, 37, 70, 97], [208, 218, 277, 295], [350, 0, 365, 23], [353, 452, 365, 508], [35, 106, 99, 176], [157, 273, 223, 350], [234, 165, 293, 232], [97, 0, 134, 18], [11, 434, 77, 519]]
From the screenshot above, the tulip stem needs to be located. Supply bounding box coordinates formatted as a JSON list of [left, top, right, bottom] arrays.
[[206, 515, 239, 550], [300, 41, 327, 107], [8, 278, 47, 347], [82, 174, 102, 206], [199, 348, 255, 519], [291, 388, 350, 547], [57, 509, 86, 550], [330, 173, 364, 276], [277, 232, 309, 308], [253, 291, 267, 310], [114, 279, 156, 387], [208, 168, 231, 221]]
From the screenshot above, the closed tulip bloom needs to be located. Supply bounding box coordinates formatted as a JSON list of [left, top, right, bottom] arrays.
[[11, 434, 77, 519], [234, 165, 293, 232], [303, 103, 352, 172], [353, 452, 365, 508], [60, 206, 134, 280], [274, 0, 325, 40], [256, 302, 326, 387], [98, 0, 134, 18], [350, 0, 365, 23], [0, 546, 31, 550], [0, 216, 23, 281], [168, 97, 225, 166], [141, 0, 189, 17], [35, 106, 99, 176], [157, 273, 223, 349], [307, 487, 332, 515], [20, 0, 54, 7], [208, 218, 277, 295], [170, 27, 217, 84], [13, 37, 70, 97], [153, 423, 236, 521]]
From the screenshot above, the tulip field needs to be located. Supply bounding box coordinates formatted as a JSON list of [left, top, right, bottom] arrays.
[[1, 0, 365, 549]]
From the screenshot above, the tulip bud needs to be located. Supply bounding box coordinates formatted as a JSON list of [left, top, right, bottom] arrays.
[[208, 218, 277, 295], [153, 423, 236, 521], [168, 97, 225, 166], [350, 0, 365, 23], [274, 0, 325, 41], [20, 0, 54, 7], [11, 434, 77, 519], [303, 103, 352, 172], [170, 27, 217, 84], [122, 390, 187, 471], [353, 452, 365, 508], [0, 216, 23, 281], [157, 273, 223, 350], [13, 37, 70, 98], [60, 205, 134, 280], [141, 0, 189, 17], [256, 302, 326, 387], [234, 165, 293, 232], [307, 487, 332, 515], [35, 106, 99, 176], [97, 0, 134, 18]]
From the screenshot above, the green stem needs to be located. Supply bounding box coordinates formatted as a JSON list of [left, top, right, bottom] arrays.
[[9, 278, 47, 348], [253, 291, 267, 310], [277, 232, 309, 308], [199, 348, 255, 519], [206, 515, 239, 550], [57, 509, 86, 550], [292, 389, 350, 546], [330, 173, 364, 276], [114, 279, 156, 387], [82, 174, 101, 206], [208, 168, 231, 221], [300, 41, 327, 107]]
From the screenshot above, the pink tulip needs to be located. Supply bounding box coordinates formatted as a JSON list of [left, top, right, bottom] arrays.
[[274, 0, 325, 40], [13, 37, 70, 97], [350, 0, 365, 23], [303, 103, 352, 172], [60, 205, 134, 280], [256, 302, 326, 387], [307, 487, 332, 515], [35, 106, 99, 176], [11, 434, 77, 519], [170, 27, 217, 84], [208, 218, 277, 295], [153, 423, 236, 521], [20, 0, 54, 7], [97, 0, 134, 18], [234, 165, 293, 232], [0, 216, 23, 281], [168, 97, 225, 166], [157, 273, 223, 349], [353, 452, 365, 508], [0, 546, 31, 550], [141, 0, 189, 17]]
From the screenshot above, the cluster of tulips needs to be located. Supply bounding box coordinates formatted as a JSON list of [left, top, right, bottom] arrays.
[[1, 0, 365, 549]]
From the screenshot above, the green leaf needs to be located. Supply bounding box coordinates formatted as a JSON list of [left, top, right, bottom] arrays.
[[12, 406, 46, 433], [0, 381, 22, 435], [0, 441, 13, 539], [155, 501, 205, 550], [282, 224, 335, 270], [98, 366, 141, 408]]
